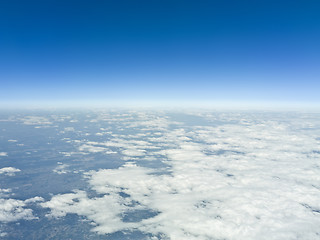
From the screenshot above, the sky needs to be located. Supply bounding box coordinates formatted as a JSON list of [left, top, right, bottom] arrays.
[[0, 0, 320, 108]]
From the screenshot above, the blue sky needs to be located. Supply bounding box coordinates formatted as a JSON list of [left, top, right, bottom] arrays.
[[1, 0, 320, 108]]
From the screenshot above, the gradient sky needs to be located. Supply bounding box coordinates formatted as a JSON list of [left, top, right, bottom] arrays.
[[1, 0, 320, 107]]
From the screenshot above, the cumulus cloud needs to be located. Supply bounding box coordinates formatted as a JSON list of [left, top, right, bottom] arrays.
[[122, 148, 146, 157], [78, 144, 109, 153], [41, 189, 138, 234], [24, 196, 44, 204], [74, 138, 155, 158], [0, 167, 21, 176], [20, 116, 53, 125], [41, 111, 320, 239], [53, 162, 70, 174], [0, 197, 43, 222], [0, 152, 8, 157], [0, 189, 12, 198]]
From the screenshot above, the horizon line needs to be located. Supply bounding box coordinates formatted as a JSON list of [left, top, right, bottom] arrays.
[[1, 99, 320, 111]]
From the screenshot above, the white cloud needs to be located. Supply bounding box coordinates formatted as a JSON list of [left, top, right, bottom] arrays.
[[122, 148, 146, 157], [0, 197, 43, 222], [40, 111, 320, 239], [41, 190, 136, 233], [0, 152, 8, 157], [24, 196, 44, 204], [0, 189, 12, 198], [53, 163, 70, 174], [78, 144, 108, 153], [0, 167, 21, 176], [20, 116, 52, 125], [75, 138, 156, 158], [64, 127, 75, 132]]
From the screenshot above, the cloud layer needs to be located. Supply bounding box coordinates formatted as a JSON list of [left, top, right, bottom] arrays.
[[41, 111, 320, 240]]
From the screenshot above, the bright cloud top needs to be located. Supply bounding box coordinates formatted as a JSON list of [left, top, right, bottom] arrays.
[[53, 162, 70, 175], [0, 152, 8, 157], [0, 197, 44, 223], [41, 111, 320, 240], [0, 167, 21, 176]]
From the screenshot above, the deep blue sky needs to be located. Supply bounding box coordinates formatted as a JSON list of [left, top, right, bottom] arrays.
[[1, 0, 320, 107]]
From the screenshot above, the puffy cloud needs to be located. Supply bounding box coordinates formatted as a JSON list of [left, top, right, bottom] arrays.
[[40, 190, 136, 234], [0, 167, 21, 176], [76, 138, 158, 157], [0, 197, 43, 222], [20, 116, 52, 125], [0, 189, 12, 198], [40, 111, 320, 239], [78, 144, 108, 153], [24, 196, 44, 204], [53, 162, 70, 174], [0, 152, 8, 157], [122, 148, 146, 157]]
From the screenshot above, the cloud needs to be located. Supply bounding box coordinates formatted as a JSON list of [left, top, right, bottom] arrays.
[[122, 148, 146, 157], [24, 196, 44, 204], [53, 162, 70, 174], [40, 111, 320, 239], [75, 138, 157, 158], [78, 144, 109, 153], [40, 190, 136, 233], [0, 152, 8, 157], [20, 116, 53, 125], [0, 197, 43, 223], [0, 189, 12, 198], [0, 167, 21, 176], [63, 127, 75, 132]]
